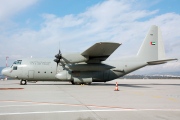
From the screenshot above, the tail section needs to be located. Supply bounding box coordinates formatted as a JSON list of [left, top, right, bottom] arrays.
[[137, 25, 177, 64]]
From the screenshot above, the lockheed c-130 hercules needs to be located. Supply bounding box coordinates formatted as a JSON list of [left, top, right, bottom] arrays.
[[1, 25, 177, 85]]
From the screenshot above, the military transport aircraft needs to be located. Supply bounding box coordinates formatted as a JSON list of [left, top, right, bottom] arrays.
[[1, 25, 177, 85]]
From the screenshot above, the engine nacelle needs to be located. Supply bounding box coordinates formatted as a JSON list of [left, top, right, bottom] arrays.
[[55, 70, 72, 81], [62, 53, 88, 63]]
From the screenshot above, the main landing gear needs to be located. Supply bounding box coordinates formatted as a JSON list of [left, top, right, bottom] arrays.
[[71, 81, 75, 85], [20, 80, 27, 85], [70, 81, 91, 85]]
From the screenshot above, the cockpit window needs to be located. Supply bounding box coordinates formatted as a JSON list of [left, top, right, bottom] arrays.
[[13, 60, 22, 65], [13, 66, 17, 70], [17, 60, 22, 64], [11, 60, 22, 68]]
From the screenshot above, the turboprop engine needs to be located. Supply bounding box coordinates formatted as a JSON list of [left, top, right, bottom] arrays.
[[54, 52, 89, 64]]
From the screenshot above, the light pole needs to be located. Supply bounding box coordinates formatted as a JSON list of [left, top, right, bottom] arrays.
[[6, 56, 9, 67]]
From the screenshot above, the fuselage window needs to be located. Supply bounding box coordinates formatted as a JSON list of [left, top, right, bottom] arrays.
[[13, 66, 17, 70]]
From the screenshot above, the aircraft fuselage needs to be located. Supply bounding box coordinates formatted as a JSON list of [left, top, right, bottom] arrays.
[[2, 57, 147, 84]]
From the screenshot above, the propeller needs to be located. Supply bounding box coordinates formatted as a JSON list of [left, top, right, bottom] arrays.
[[54, 48, 67, 71], [54, 50, 62, 73], [54, 50, 62, 62]]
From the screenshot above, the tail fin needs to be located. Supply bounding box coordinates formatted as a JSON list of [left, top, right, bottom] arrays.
[[137, 25, 177, 64], [137, 25, 166, 61]]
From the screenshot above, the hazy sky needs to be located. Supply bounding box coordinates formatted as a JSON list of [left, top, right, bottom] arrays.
[[0, 0, 180, 74]]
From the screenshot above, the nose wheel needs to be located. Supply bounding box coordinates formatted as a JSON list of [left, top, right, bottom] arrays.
[[20, 80, 27, 85]]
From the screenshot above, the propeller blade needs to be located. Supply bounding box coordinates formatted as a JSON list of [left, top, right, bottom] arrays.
[[54, 59, 59, 63], [54, 49, 63, 73]]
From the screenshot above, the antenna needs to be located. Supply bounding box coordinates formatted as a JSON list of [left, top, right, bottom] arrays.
[[5, 56, 9, 80]]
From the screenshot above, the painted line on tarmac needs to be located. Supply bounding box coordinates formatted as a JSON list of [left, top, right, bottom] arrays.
[[1, 109, 180, 116], [0, 100, 133, 109], [1, 100, 180, 112], [0, 104, 52, 108]]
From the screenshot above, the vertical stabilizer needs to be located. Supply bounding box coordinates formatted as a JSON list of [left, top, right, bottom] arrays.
[[137, 25, 166, 61]]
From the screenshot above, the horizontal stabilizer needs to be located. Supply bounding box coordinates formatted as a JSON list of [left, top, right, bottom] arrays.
[[147, 58, 178, 65]]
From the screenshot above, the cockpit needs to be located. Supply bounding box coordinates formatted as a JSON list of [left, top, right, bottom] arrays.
[[1, 60, 23, 79], [11, 60, 22, 70], [12, 60, 22, 65]]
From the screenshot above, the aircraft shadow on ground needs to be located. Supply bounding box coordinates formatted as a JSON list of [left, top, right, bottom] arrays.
[[90, 83, 180, 87], [90, 83, 150, 88]]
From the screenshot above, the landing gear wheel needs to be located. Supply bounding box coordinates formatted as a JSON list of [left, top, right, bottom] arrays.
[[86, 82, 92, 85], [20, 80, 27, 85], [71, 81, 75, 85]]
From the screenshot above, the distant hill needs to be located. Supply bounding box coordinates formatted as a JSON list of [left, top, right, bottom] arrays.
[[144, 71, 180, 76], [121, 75, 180, 79]]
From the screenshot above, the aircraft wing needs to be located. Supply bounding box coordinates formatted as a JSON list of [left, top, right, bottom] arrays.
[[81, 42, 121, 63]]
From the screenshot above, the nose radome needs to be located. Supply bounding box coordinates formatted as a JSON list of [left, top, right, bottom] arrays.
[[1, 68, 11, 76], [1, 69, 5, 75]]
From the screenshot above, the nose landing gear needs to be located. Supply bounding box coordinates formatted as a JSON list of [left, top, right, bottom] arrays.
[[20, 80, 27, 85]]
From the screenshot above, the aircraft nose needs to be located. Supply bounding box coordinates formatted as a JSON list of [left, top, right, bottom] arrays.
[[1, 68, 11, 76]]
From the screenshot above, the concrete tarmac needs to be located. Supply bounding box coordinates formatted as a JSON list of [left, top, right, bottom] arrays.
[[0, 79, 180, 120]]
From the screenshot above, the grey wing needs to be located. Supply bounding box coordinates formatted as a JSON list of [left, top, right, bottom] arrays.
[[81, 42, 121, 63]]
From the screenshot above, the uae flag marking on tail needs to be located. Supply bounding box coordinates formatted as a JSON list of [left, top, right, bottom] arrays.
[[150, 42, 156, 45]]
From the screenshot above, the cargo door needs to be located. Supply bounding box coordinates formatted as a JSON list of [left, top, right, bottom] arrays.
[[28, 70, 34, 79]]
